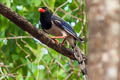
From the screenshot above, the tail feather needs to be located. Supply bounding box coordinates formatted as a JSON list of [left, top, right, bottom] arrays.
[[73, 45, 88, 80]]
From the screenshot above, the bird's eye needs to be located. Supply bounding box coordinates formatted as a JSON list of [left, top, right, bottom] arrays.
[[38, 8, 45, 13]]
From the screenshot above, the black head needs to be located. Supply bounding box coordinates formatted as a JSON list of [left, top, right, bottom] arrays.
[[38, 7, 52, 30], [38, 7, 50, 13]]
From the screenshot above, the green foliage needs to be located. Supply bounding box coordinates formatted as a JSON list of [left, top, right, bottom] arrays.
[[0, 0, 87, 80]]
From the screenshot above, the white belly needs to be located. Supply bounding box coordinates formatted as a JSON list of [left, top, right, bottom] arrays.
[[45, 22, 67, 36]]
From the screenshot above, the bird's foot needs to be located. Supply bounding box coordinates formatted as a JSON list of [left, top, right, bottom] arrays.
[[51, 36, 67, 45], [52, 38, 59, 44]]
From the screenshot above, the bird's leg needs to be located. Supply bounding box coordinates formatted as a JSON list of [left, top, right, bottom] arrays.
[[51, 36, 67, 45], [61, 37, 67, 46], [52, 39, 59, 44], [51, 36, 66, 39]]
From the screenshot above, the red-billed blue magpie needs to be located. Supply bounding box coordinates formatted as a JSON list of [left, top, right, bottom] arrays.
[[38, 7, 87, 79]]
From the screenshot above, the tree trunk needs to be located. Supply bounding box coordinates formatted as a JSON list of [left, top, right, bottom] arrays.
[[86, 0, 120, 80]]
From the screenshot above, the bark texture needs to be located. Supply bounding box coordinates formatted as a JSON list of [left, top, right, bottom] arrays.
[[86, 0, 120, 80]]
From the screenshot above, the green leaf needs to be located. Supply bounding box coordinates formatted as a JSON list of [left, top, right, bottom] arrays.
[[32, 0, 41, 7], [49, 0, 56, 10]]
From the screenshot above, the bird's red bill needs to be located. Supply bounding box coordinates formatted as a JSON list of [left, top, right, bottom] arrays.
[[38, 8, 45, 13]]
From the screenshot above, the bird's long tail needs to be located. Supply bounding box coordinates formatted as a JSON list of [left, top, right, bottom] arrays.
[[73, 45, 88, 80]]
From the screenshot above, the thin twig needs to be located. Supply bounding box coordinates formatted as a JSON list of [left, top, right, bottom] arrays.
[[65, 60, 74, 80], [56, 60, 68, 74], [54, 1, 68, 14], [60, 8, 82, 21], [0, 36, 33, 40], [11, 63, 29, 73], [62, 7, 79, 19], [41, 0, 53, 12], [16, 40, 30, 56], [65, 71, 73, 80]]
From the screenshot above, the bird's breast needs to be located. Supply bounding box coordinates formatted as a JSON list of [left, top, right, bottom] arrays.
[[45, 22, 68, 37]]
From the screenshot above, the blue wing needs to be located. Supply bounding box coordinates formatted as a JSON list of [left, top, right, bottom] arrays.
[[51, 15, 81, 41]]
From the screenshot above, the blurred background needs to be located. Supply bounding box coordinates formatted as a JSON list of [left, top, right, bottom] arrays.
[[0, 0, 87, 80]]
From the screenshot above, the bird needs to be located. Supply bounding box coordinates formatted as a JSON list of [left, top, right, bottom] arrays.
[[38, 7, 87, 79]]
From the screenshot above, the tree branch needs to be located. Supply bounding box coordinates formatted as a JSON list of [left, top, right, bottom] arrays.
[[0, 3, 87, 61]]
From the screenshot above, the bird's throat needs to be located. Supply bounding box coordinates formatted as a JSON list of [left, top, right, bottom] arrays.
[[40, 12, 52, 30]]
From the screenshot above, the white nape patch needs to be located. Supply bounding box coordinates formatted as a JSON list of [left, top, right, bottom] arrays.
[[106, 67, 117, 80], [67, 0, 72, 3], [64, 5, 69, 11], [38, 65, 45, 70], [71, 22, 75, 27], [16, 5, 23, 10], [42, 48, 48, 55]]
